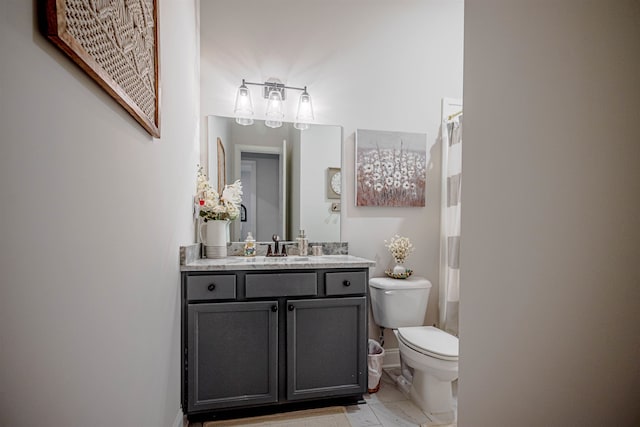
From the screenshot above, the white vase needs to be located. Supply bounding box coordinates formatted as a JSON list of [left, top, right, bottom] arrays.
[[392, 262, 407, 275], [199, 219, 229, 259]]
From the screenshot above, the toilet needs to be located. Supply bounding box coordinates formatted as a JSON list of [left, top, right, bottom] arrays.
[[369, 276, 458, 422]]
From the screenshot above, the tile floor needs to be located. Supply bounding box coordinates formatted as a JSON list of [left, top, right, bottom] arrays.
[[344, 368, 457, 427], [189, 368, 457, 427]]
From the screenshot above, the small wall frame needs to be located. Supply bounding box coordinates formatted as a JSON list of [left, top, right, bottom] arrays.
[[42, 0, 161, 137]]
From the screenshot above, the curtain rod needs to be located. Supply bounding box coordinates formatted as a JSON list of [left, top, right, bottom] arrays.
[[447, 110, 463, 121]]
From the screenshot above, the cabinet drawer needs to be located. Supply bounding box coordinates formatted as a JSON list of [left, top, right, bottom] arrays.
[[245, 272, 317, 298], [325, 271, 366, 296], [186, 275, 236, 301]]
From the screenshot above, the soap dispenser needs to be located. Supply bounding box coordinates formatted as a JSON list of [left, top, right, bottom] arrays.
[[297, 229, 309, 256], [244, 232, 256, 257]]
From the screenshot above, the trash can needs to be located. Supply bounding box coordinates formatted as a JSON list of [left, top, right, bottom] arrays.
[[367, 339, 385, 393]]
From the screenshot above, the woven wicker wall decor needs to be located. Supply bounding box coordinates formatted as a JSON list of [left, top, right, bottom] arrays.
[[43, 0, 160, 137]]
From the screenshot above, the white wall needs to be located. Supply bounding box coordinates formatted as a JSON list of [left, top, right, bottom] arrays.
[[460, 1, 640, 425], [0, 1, 200, 426], [299, 125, 341, 242], [200, 0, 464, 338]]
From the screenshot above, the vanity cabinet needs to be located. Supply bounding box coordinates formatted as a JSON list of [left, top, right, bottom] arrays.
[[181, 267, 369, 417], [286, 296, 366, 400], [187, 301, 279, 412]]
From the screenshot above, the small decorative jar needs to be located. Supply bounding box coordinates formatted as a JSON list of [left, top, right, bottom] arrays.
[[392, 260, 407, 275]]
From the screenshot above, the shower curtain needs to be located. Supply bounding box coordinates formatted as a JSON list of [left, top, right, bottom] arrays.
[[439, 115, 462, 336]]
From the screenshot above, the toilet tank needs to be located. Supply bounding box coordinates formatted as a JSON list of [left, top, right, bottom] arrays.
[[369, 276, 432, 328]]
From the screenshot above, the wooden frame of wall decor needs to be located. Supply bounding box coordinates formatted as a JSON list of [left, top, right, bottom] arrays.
[[217, 138, 226, 193], [42, 0, 161, 137]]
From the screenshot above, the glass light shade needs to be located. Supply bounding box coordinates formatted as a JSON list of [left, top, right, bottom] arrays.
[[234, 83, 254, 126], [264, 89, 284, 129], [294, 90, 314, 130]]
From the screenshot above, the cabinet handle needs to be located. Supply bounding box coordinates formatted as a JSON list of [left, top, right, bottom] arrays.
[[288, 304, 295, 311], [343, 280, 351, 287], [271, 305, 278, 312], [207, 283, 216, 291]]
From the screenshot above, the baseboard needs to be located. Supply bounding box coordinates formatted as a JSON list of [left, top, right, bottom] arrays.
[[382, 348, 400, 368], [172, 410, 186, 427]]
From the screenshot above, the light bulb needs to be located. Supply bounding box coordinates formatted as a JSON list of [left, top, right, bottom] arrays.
[[234, 81, 254, 126], [265, 89, 284, 129], [294, 88, 314, 130]]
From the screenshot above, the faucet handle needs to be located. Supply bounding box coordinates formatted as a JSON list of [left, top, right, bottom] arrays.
[[282, 242, 297, 256], [259, 243, 273, 256]]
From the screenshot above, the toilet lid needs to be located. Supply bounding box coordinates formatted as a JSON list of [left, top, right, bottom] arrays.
[[369, 276, 432, 290], [397, 326, 459, 361]]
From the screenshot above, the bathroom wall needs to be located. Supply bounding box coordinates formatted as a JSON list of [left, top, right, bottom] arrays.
[[297, 125, 342, 242], [200, 0, 465, 341], [0, 1, 200, 426], [460, 0, 640, 424]]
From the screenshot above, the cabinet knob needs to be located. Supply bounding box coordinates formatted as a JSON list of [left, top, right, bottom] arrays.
[[288, 304, 295, 311], [271, 305, 278, 312], [343, 280, 351, 287], [207, 283, 216, 291]]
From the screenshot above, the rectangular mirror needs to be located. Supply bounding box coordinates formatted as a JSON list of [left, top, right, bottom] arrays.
[[206, 116, 342, 243]]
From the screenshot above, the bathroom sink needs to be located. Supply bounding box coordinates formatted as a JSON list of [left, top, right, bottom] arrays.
[[242, 255, 310, 263], [285, 256, 310, 262], [317, 255, 350, 260]]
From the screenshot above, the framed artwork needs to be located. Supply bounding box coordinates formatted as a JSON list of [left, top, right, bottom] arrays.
[[355, 129, 427, 207], [217, 138, 226, 193], [327, 167, 341, 199], [42, 0, 161, 137]]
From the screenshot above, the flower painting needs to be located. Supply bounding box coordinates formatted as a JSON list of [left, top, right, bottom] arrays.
[[356, 129, 427, 207]]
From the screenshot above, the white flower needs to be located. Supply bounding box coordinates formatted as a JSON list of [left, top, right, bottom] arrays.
[[222, 180, 243, 205], [195, 166, 243, 222], [384, 235, 414, 264]]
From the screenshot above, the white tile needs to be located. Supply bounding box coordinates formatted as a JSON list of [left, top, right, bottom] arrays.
[[372, 379, 409, 403], [368, 400, 429, 427], [344, 403, 382, 427]]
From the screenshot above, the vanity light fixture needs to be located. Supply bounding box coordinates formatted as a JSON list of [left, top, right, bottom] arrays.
[[233, 79, 315, 129]]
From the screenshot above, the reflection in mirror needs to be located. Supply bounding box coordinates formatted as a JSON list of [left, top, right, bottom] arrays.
[[207, 116, 342, 243]]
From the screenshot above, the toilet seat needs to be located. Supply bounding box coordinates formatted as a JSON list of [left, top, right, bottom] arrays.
[[397, 326, 459, 361]]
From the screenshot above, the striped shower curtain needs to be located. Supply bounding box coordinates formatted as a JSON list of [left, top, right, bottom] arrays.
[[439, 115, 462, 336]]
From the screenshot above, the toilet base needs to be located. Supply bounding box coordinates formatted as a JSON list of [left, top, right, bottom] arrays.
[[410, 371, 456, 423]]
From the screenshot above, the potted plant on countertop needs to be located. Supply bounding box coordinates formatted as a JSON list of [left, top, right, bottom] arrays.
[[195, 166, 242, 258]]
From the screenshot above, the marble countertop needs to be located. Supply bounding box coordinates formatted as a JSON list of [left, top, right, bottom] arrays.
[[180, 255, 376, 271]]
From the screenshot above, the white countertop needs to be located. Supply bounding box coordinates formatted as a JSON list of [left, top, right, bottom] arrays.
[[180, 255, 376, 271]]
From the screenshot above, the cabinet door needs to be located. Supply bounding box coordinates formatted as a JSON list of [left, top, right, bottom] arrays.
[[187, 301, 278, 412], [286, 297, 367, 400]]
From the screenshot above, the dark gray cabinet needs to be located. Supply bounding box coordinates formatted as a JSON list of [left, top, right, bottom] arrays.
[[286, 297, 366, 400], [181, 267, 368, 417], [187, 301, 278, 412]]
